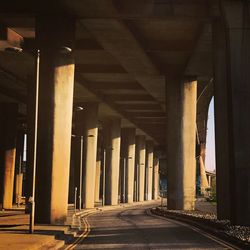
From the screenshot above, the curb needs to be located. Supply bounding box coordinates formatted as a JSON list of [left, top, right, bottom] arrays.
[[151, 207, 250, 250], [63, 210, 98, 250], [63, 201, 160, 249]]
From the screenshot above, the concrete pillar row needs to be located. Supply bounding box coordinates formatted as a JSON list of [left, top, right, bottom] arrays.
[[75, 103, 99, 209], [213, 1, 250, 225], [0, 103, 18, 209], [121, 128, 136, 204], [34, 16, 75, 224], [135, 135, 146, 202], [153, 157, 159, 200], [145, 140, 154, 201], [166, 77, 197, 210], [104, 117, 121, 205]]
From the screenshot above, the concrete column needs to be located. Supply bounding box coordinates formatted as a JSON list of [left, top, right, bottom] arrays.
[[213, 1, 250, 225], [0, 103, 18, 209], [208, 175, 211, 188], [199, 155, 209, 196], [146, 141, 153, 201], [15, 173, 23, 204], [95, 147, 101, 202], [121, 128, 136, 204], [104, 117, 121, 205], [35, 16, 75, 224], [134, 162, 138, 202], [119, 157, 124, 203], [212, 18, 231, 220], [199, 144, 209, 196], [135, 135, 146, 202], [14, 130, 24, 205], [166, 77, 197, 210], [153, 157, 159, 200], [75, 103, 99, 209]]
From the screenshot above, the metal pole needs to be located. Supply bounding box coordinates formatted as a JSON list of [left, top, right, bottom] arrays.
[[145, 164, 148, 201], [74, 187, 77, 214], [79, 136, 83, 210], [123, 158, 126, 203], [134, 179, 136, 202], [29, 49, 40, 234], [102, 149, 106, 206], [136, 164, 139, 201], [17, 154, 22, 207]]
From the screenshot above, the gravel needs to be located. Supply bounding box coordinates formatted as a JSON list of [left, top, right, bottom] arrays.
[[153, 206, 250, 244]]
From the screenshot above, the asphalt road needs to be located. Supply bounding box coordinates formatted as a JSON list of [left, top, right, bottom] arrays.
[[75, 203, 234, 250]]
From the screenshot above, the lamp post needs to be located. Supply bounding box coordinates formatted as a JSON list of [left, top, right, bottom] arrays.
[[123, 158, 126, 203], [71, 133, 84, 211], [102, 148, 106, 206], [29, 49, 40, 234], [79, 135, 83, 210], [136, 163, 139, 201]]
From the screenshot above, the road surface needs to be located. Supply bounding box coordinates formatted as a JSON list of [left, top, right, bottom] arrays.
[[74, 203, 236, 249]]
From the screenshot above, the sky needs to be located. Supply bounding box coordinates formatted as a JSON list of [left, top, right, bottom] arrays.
[[205, 97, 216, 172]]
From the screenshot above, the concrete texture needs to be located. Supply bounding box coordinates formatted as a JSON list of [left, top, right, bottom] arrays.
[[199, 156, 209, 195], [121, 128, 136, 204], [153, 158, 159, 200], [135, 135, 146, 202], [213, 1, 250, 226], [212, 18, 231, 221], [95, 156, 101, 202], [15, 173, 23, 204], [104, 117, 121, 205], [35, 16, 75, 224], [145, 140, 154, 201], [76, 103, 99, 209], [0, 103, 18, 210], [0, 0, 249, 228], [166, 78, 197, 210], [0, 210, 70, 250]]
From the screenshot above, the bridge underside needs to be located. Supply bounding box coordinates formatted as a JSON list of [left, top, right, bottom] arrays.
[[0, 0, 249, 226]]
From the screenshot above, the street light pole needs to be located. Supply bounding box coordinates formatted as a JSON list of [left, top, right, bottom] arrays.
[[137, 164, 139, 201], [102, 149, 106, 206], [79, 135, 83, 210], [123, 158, 126, 203], [29, 49, 40, 234]]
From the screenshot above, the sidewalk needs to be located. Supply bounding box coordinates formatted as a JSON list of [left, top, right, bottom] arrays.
[[0, 200, 161, 250], [0, 208, 75, 250]]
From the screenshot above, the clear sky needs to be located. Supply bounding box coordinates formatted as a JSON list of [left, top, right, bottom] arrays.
[[205, 97, 216, 172]]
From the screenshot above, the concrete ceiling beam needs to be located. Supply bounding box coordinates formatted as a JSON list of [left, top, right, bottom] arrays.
[[0, 25, 23, 50], [84, 81, 142, 90], [118, 103, 161, 110], [125, 111, 165, 117], [107, 94, 154, 102], [81, 19, 165, 108], [75, 64, 126, 73]]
